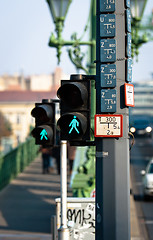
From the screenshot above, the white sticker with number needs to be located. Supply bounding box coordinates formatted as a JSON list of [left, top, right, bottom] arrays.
[[94, 115, 123, 137], [124, 83, 134, 107]]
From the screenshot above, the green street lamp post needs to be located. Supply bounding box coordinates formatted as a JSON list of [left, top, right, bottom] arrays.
[[45, 0, 150, 202], [131, 0, 148, 57], [46, 0, 96, 198], [46, 0, 95, 69], [131, 0, 147, 19], [47, 0, 72, 21], [46, 0, 73, 63]]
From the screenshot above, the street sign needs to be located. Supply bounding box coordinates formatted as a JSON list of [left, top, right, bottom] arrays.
[[101, 89, 116, 112], [124, 83, 134, 107], [126, 0, 130, 8], [126, 33, 132, 57], [100, 39, 116, 62], [100, 0, 115, 12], [100, 14, 116, 37], [94, 114, 123, 137], [100, 64, 116, 87], [126, 9, 131, 33], [126, 58, 132, 82]]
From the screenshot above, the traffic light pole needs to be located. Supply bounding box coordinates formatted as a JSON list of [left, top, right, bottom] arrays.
[[89, 0, 96, 129], [58, 140, 69, 240], [95, 0, 131, 239]]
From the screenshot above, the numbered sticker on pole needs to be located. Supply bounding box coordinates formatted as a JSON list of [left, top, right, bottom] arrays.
[[94, 114, 123, 137], [124, 83, 134, 107]]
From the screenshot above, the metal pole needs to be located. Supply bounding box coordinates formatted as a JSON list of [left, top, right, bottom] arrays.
[[58, 140, 69, 240], [71, 0, 96, 198], [95, 0, 131, 239], [89, 0, 96, 131]]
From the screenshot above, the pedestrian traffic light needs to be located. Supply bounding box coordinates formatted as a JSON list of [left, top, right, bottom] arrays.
[[31, 100, 55, 147], [57, 74, 91, 144]]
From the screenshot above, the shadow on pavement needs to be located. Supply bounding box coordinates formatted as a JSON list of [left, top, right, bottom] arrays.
[[0, 156, 72, 235]]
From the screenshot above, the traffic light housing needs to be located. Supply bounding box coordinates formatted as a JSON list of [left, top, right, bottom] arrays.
[[31, 100, 55, 147], [57, 74, 91, 144]]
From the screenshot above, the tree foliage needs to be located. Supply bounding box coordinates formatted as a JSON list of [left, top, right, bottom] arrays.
[[0, 112, 12, 141]]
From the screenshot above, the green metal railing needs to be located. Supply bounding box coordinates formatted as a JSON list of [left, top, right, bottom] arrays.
[[0, 138, 39, 190]]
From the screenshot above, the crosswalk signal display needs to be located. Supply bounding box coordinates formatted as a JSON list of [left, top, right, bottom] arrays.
[[31, 100, 55, 147], [57, 74, 91, 144]]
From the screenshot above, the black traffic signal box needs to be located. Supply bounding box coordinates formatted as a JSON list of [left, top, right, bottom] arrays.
[[57, 74, 91, 144], [31, 100, 55, 147]]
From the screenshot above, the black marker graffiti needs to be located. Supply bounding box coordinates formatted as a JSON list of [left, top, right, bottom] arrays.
[[67, 208, 95, 234]]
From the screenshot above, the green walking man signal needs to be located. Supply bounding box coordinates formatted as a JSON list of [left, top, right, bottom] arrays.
[[69, 116, 80, 134], [40, 129, 48, 140], [31, 100, 56, 147]]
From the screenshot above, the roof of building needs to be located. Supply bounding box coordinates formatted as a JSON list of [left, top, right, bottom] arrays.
[[0, 91, 57, 103]]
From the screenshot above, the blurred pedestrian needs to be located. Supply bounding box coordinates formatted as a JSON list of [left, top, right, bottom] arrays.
[[41, 147, 51, 174], [52, 129, 61, 174]]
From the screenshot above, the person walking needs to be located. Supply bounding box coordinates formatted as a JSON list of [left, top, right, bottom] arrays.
[[52, 129, 61, 174], [41, 147, 51, 174]]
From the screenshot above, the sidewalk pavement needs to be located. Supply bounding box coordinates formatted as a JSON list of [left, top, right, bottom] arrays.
[[0, 155, 142, 240], [130, 190, 142, 240], [0, 155, 72, 240], [130, 166, 148, 240]]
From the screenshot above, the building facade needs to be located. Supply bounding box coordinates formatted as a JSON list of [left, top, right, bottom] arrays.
[[0, 67, 69, 92], [0, 91, 57, 151], [130, 80, 153, 123]]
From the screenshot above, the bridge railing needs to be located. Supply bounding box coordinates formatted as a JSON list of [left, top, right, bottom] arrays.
[[0, 138, 39, 190]]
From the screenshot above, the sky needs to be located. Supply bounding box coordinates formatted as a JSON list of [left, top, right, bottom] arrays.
[[0, 0, 153, 82]]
